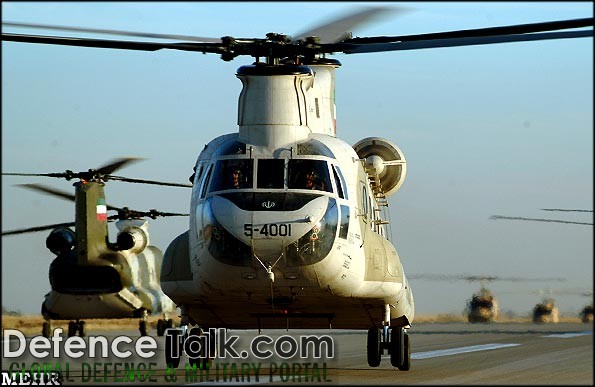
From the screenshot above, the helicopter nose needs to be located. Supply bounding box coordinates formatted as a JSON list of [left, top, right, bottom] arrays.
[[210, 194, 328, 259]]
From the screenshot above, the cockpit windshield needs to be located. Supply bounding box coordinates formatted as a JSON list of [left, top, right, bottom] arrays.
[[209, 159, 253, 192], [208, 158, 334, 194], [288, 159, 332, 192]]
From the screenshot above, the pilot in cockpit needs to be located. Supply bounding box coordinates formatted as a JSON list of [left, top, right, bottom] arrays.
[[305, 169, 325, 191], [231, 168, 243, 189]]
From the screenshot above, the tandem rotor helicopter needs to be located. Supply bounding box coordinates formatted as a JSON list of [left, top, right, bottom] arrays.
[[2, 6, 593, 369], [408, 274, 566, 323], [530, 288, 593, 323], [2, 158, 190, 337]]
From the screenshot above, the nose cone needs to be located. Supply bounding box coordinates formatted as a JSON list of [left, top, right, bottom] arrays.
[[210, 194, 329, 260]]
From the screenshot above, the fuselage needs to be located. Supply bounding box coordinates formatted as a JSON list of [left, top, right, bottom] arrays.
[[162, 134, 414, 329], [162, 61, 413, 329]]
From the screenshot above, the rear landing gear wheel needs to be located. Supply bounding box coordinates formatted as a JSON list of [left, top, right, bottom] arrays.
[[367, 327, 382, 367], [139, 320, 148, 336]]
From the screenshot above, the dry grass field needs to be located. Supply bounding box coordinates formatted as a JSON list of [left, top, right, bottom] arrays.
[[2, 313, 583, 336], [1, 315, 182, 336]]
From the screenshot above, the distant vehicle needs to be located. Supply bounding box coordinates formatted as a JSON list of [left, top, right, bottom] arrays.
[[409, 273, 565, 323], [532, 297, 559, 323], [579, 305, 593, 323], [2, 158, 189, 337], [466, 287, 499, 323]]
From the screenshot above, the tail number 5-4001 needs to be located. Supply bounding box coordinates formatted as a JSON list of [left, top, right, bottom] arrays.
[[244, 223, 292, 237]]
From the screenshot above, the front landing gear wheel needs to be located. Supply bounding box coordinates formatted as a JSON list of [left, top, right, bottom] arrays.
[[390, 327, 404, 367], [367, 327, 382, 367], [139, 320, 148, 336], [187, 328, 208, 370]]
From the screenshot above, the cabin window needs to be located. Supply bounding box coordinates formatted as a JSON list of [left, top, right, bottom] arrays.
[[339, 205, 350, 239], [361, 184, 368, 215], [257, 159, 285, 189], [209, 159, 253, 192], [332, 165, 348, 199], [288, 159, 332, 192]]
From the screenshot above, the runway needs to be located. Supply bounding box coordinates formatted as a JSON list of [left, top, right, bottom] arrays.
[[2, 322, 592, 385]]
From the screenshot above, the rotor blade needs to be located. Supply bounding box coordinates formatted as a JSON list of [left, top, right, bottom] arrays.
[[107, 208, 189, 221], [292, 6, 406, 44], [2, 221, 76, 236], [1, 33, 227, 54], [3, 172, 72, 178], [409, 273, 566, 282], [3, 21, 223, 43], [96, 157, 142, 175], [530, 288, 593, 297], [16, 183, 121, 212], [17, 183, 75, 202], [106, 175, 193, 188], [150, 211, 189, 217], [343, 30, 593, 54], [490, 215, 593, 226], [541, 208, 593, 212], [345, 17, 593, 45]]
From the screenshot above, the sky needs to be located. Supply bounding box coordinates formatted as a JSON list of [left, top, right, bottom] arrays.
[[2, 2, 593, 317]]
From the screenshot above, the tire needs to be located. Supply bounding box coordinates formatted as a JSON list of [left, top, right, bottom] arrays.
[[165, 328, 182, 368], [139, 320, 148, 336], [68, 321, 77, 337], [188, 327, 205, 369], [390, 327, 404, 368], [78, 321, 86, 337], [166, 319, 174, 329], [157, 319, 165, 336], [398, 333, 411, 371], [42, 321, 51, 338], [367, 327, 382, 367]]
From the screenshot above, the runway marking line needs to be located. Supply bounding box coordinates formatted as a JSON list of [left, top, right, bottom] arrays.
[[402, 343, 521, 360], [543, 331, 592, 338]]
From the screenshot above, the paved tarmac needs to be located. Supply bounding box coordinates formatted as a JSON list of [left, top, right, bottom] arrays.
[[2, 322, 592, 385]]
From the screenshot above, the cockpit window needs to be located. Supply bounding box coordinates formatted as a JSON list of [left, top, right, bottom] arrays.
[[288, 159, 332, 192], [209, 159, 253, 192], [257, 159, 285, 189]]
